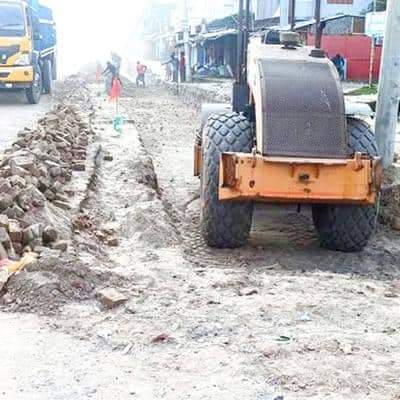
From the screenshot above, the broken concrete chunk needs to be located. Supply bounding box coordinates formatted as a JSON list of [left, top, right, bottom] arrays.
[[5, 205, 24, 219], [44, 189, 56, 201], [17, 186, 46, 210], [101, 222, 120, 236], [8, 220, 22, 243], [43, 226, 58, 244], [0, 227, 11, 249], [51, 181, 63, 193], [0, 194, 14, 211], [0, 243, 7, 260], [23, 223, 43, 245], [37, 177, 51, 192], [33, 245, 49, 254], [52, 200, 71, 211], [107, 237, 119, 247], [72, 162, 86, 172], [0, 166, 11, 178], [49, 166, 62, 178], [0, 214, 9, 229], [96, 288, 128, 309], [9, 175, 26, 188], [0, 179, 12, 193], [52, 240, 69, 252], [8, 155, 35, 171], [10, 165, 27, 177]]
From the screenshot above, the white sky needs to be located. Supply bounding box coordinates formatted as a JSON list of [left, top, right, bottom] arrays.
[[44, 0, 147, 76]]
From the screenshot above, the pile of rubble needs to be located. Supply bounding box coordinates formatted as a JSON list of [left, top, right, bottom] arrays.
[[0, 104, 93, 259], [54, 75, 93, 112]]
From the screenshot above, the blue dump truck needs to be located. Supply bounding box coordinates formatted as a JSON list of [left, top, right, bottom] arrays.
[[0, 0, 56, 103]]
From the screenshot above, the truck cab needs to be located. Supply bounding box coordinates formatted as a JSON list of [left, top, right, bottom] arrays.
[[0, 0, 56, 104]]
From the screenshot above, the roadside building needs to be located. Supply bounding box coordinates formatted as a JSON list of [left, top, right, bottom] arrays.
[[255, 0, 372, 22], [257, 13, 382, 81]]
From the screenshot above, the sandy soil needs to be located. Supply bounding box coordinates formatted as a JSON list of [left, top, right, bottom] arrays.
[[1, 81, 400, 400]]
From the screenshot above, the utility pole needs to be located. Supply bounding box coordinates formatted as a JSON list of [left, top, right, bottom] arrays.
[[183, 0, 192, 82], [289, 0, 296, 30], [314, 0, 322, 49], [375, 0, 400, 167]]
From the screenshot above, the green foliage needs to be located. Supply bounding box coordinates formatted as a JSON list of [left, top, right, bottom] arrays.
[[347, 84, 378, 96]]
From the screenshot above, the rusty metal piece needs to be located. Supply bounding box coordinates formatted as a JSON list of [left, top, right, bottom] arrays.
[[219, 153, 379, 205], [194, 144, 202, 177], [220, 153, 237, 188], [350, 151, 364, 171]]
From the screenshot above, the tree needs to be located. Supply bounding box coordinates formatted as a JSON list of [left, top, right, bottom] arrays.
[[368, 0, 387, 12]]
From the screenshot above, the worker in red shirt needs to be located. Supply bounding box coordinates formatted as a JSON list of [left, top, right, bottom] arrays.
[[136, 61, 147, 87]]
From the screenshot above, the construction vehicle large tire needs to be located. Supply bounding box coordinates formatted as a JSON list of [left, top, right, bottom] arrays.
[[312, 118, 380, 252], [26, 64, 43, 104], [42, 60, 53, 94], [201, 112, 254, 248]]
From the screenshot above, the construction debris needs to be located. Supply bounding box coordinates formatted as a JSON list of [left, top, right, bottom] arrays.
[[0, 103, 94, 258], [380, 165, 400, 228], [96, 287, 128, 308], [0, 252, 38, 291]]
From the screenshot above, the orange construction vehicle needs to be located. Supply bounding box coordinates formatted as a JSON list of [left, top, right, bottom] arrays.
[[194, 0, 382, 252]]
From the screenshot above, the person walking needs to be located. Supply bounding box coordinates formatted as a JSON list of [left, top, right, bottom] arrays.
[[331, 53, 345, 81], [102, 61, 118, 95], [136, 61, 147, 87]]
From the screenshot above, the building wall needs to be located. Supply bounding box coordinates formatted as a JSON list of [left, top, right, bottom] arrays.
[[321, 0, 371, 19], [307, 15, 365, 35], [256, 0, 372, 21], [307, 33, 382, 81]]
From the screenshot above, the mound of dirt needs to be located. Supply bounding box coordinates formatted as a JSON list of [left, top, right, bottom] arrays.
[[380, 165, 400, 229], [0, 250, 128, 315]]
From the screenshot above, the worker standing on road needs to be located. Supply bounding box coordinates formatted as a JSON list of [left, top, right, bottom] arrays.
[[162, 54, 179, 83], [102, 61, 118, 95], [136, 61, 147, 88], [331, 53, 345, 81]]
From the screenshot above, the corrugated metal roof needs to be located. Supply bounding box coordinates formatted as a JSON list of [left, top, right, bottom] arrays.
[[254, 13, 365, 35], [193, 28, 237, 43]]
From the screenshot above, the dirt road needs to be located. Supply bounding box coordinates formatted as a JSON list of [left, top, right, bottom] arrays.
[[1, 81, 400, 400], [0, 92, 52, 151]]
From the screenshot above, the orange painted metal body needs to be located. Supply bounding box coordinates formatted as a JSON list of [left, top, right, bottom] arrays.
[[218, 152, 382, 205]]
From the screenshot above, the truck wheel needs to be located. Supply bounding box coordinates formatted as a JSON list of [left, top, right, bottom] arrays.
[[26, 65, 43, 104], [42, 60, 53, 94], [312, 118, 380, 252], [201, 112, 254, 248]]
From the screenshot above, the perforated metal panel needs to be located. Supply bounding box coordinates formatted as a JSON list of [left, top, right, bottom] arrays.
[[258, 46, 347, 158]]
